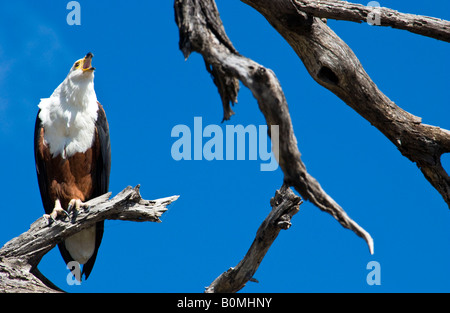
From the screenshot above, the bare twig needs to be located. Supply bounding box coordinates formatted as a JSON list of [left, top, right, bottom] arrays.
[[292, 0, 450, 42], [0, 185, 178, 293], [205, 185, 302, 293]]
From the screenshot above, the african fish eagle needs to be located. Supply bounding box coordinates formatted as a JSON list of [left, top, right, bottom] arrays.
[[34, 52, 111, 280]]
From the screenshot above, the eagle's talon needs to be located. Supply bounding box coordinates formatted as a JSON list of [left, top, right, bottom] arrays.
[[68, 199, 88, 213], [43, 213, 56, 224], [44, 201, 70, 224]]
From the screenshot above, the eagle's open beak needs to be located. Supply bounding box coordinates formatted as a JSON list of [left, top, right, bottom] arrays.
[[82, 52, 95, 72]]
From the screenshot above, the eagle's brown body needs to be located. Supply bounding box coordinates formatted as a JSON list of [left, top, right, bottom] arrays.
[[35, 107, 105, 210]]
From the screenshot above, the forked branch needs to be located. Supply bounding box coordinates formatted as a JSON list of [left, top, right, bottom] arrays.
[[205, 185, 302, 293], [0, 185, 178, 293], [241, 0, 450, 208]]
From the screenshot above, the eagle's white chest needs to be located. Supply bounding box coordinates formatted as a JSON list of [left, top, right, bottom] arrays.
[[38, 79, 98, 158]]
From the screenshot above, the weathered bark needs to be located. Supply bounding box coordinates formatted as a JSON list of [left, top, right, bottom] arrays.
[[205, 185, 302, 293], [292, 0, 450, 42], [0, 185, 178, 293], [175, 0, 374, 254], [241, 0, 450, 208], [175, 0, 450, 292]]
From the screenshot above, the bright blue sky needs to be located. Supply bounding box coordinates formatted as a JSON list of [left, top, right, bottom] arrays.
[[0, 1, 449, 293]]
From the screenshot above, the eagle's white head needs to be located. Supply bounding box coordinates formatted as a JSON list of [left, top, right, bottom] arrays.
[[38, 52, 99, 158], [58, 52, 97, 108], [67, 52, 96, 81]]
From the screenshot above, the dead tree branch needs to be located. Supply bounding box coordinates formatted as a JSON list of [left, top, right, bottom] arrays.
[[205, 185, 302, 293], [292, 0, 450, 42], [241, 0, 450, 208], [0, 185, 178, 293], [174, 0, 374, 255], [175, 0, 450, 292]]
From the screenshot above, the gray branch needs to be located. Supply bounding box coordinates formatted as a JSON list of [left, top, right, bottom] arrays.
[[292, 0, 450, 43], [175, 0, 374, 256], [205, 185, 302, 293], [0, 185, 178, 293], [241, 0, 450, 208]]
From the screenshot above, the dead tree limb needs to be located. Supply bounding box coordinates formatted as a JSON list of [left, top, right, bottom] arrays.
[[0, 185, 178, 293], [174, 0, 374, 254], [205, 185, 302, 293], [241, 0, 450, 208], [292, 0, 450, 42]]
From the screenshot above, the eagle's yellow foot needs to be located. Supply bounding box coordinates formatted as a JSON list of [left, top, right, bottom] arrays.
[[67, 199, 89, 213], [44, 199, 69, 223]]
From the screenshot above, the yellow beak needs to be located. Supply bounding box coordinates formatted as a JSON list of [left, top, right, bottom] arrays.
[[82, 52, 95, 72]]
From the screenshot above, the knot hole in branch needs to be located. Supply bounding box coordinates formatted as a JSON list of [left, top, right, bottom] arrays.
[[317, 66, 339, 85], [254, 67, 268, 84]]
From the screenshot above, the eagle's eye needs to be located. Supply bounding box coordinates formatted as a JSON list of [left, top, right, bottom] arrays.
[[74, 62, 81, 69]]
